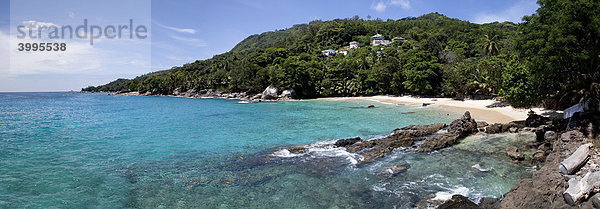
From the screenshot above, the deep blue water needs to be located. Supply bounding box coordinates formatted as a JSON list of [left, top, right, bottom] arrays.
[[0, 92, 532, 208]]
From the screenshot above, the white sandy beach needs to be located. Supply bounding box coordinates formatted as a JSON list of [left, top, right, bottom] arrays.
[[319, 95, 557, 124]]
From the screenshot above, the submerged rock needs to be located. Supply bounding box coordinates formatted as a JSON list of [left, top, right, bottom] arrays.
[[505, 146, 525, 161], [437, 195, 480, 209], [287, 145, 307, 154], [471, 164, 493, 172], [378, 161, 410, 178], [334, 137, 362, 148]]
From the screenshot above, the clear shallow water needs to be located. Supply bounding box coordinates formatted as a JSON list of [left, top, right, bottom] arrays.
[[0, 92, 532, 208]]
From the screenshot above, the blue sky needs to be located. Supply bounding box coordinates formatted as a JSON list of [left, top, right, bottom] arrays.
[[0, 0, 539, 92]]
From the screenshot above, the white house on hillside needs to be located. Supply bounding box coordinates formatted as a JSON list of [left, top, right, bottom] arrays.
[[322, 49, 337, 56], [392, 36, 406, 43], [349, 41, 359, 49], [371, 34, 390, 46]]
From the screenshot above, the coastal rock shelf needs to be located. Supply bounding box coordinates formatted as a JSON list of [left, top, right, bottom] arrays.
[[288, 111, 538, 165], [114, 85, 297, 102], [330, 111, 485, 163]]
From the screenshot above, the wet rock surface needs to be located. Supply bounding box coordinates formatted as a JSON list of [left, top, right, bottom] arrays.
[[416, 133, 460, 153], [417, 111, 478, 152], [339, 123, 447, 162], [478, 197, 500, 209], [505, 146, 525, 161], [436, 195, 480, 209], [334, 137, 362, 148], [525, 113, 550, 127], [378, 161, 410, 178]]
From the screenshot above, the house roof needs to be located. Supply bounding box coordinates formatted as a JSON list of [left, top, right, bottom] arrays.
[[349, 41, 358, 44], [372, 34, 383, 38], [393, 37, 405, 39]]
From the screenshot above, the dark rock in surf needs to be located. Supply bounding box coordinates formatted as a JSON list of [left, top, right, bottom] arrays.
[[505, 146, 525, 161], [346, 123, 446, 162], [417, 133, 460, 153], [525, 113, 549, 127], [378, 161, 410, 178], [417, 112, 478, 152], [334, 137, 362, 148], [437, 195, 480, 209], [478, 197, 500, 209], [447, 111, 478, 137]]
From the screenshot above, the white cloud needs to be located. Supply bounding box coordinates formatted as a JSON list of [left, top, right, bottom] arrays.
[[166, 56, 197, 62], [371, 0, 411, 12], [170, 35, 207, 47], [154, 21, 196, 34], [371, 2, 388, 12], [390, 0, 410, 9], [472, 0, 539, 24]]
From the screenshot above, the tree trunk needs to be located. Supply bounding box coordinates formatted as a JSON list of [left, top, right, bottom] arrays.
[[564, 171, 600, 205], [559, 143, 592, 175]]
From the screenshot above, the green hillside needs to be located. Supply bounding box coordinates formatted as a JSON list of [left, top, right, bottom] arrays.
[[84, 1, 600, 109]]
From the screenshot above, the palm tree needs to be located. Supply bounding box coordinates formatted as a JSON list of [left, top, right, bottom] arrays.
[[483, 34, 499, 56]]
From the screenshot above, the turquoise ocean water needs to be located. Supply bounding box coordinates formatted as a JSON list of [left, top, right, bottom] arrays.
[[0, 92, 533, 208]]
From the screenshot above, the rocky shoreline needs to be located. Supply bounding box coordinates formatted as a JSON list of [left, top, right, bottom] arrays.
[[281, 111, 600, 208], [109, 85, 296, 102]]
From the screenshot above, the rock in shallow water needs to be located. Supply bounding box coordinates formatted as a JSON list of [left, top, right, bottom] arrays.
[[378, 161, 410, 178], [417, 133, 460, 153], [505, 146, 524, 161], [436, 195, 480, 209], [478, 197, 499, 209], [416, 112, 478, 153], [334, 137, 362, 148], [343, 123, 446, 162]]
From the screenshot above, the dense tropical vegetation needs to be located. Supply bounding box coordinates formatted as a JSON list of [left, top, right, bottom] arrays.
[[84, 0, 600, 109]]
